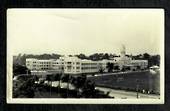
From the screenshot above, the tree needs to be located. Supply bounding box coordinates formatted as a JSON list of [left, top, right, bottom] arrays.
[[82, 80, 95, 98], [33, 75, 39, 81], [61, 74, 71, 97], [13, 77, 36, 98], [106, 62, 114, 72], [46, 75, 53, 86], [53, 74, 61, 81], [142, 53, 160, 67], [137, 66, 141, 70], [61, 74, 70, 82], [143, 53, 150, 60], [99, 67, 105, 73], [125, 66, 131, 70], [121, 66, 126, 72], [46, 74, 55, 96], [149, 55, 160, 66], [13, 64, 31, 76], [114, 65, 120, 70], [53, 74, 62, 95], [76, 53, 87, 59], [71, 74, 87, 97], [103, 53, 109, 59]]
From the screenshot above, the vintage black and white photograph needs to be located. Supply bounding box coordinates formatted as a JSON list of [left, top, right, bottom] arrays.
[[7, 9, 164, 104]]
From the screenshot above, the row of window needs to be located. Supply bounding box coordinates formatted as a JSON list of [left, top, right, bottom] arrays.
[[27, 62, 52, 64], [41, 68, 50, 70], [131, 63, 148, 65], [65, 66, 80, 69], [81, 67, 98, 69], [66, 70, 80, 72], [65, 62, 80, 64], [27, 61, 63, 64], [26, 61, 37, 63], [28, 62, 109, 66], [81, 63, 98, 65], [30, 65, 51, 67], [27, 63, 99, 67]]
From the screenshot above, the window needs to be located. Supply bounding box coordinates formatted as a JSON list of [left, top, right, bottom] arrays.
[[67, 66, 71, 70], [67, 62, 71, 64]]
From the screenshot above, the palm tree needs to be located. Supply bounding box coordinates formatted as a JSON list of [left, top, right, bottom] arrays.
[[72, 74, 87, 97], [46, 75, 53, 96], [53, 74, 61, 95], [46, 75, 52, 85], [63, 74, 70, 97], [99, 66, 104, 73], [57, 66, 64, 95], [106, 62, 114, 72]]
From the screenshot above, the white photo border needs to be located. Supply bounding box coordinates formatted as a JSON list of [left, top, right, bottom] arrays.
[[6, 8, 165, 104]]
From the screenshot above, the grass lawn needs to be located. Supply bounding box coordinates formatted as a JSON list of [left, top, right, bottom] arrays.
[[88, 71, 160, 94]]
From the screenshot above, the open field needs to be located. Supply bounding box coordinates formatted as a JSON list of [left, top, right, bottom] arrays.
[[88, 71, 160, 94]]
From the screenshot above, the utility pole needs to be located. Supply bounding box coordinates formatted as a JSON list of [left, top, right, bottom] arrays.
[[136, 84, 139, 98], [136, 79, 139, 98], [27, 70, 28, 75], [67, 74, 70, 98]]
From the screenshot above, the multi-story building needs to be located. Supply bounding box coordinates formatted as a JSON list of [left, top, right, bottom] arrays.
[[98, 59, 115, 72], [26, 45, 148, 74], [130, 60, 148, 70], [26, 58, 64, 74], [62, 56, 104, 74], [81, 60, 99, 73], [114, 45, 148, 70], [26, 56, 110, 74], [63, 56, 81, 74]]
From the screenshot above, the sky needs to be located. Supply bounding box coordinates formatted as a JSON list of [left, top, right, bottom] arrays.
[[7, 9, 164, 56]]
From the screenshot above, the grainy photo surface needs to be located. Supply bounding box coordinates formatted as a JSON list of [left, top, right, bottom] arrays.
[[7, 9, 164, 104]]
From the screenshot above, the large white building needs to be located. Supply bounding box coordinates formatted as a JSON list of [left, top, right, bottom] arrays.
[[114, 45, 148, 70], [26, 58, 64, 74], [26, 56, 110, 74], [63, 56, 100, 74], [26, 45, 148, 74]]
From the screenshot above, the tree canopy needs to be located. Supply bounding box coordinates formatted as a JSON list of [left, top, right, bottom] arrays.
[[13, 64, 31, 76]]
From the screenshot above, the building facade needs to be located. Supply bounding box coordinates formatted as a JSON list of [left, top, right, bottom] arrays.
[[64, 58, 99, 74], [26, 58, 64, 73], [26, 45, 148, 74], [26, 57, 111, 74]]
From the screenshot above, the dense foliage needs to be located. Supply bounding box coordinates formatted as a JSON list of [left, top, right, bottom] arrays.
[[13, 64, 31, 76], [13, 74, 112, 98], [13, 75, 38, 98]]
